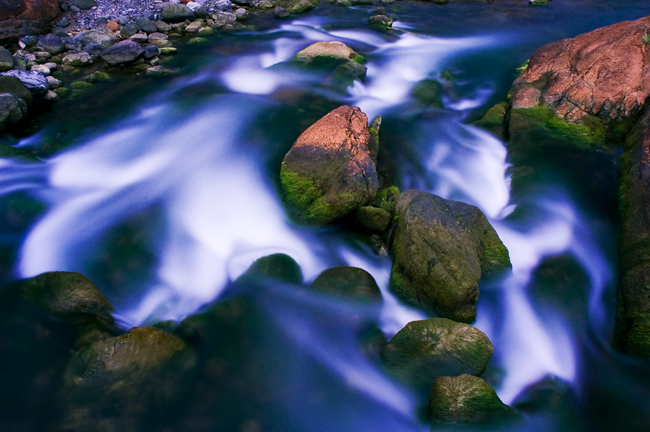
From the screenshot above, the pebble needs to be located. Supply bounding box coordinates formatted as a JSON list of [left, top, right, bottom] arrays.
[[30, 65, 51, 76], [46, 76, 62, 88]]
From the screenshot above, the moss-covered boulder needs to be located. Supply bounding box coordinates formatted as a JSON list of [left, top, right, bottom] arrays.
[[310, 266, 382, 301], [289, 41, 367, 86], [382, 318, 493, 389], [0, 75, 33, 104], [235, 253, 303, 285], [280, 105, 380, 224], [411, 79, 443, 108], [389, 190, 510, 322], [429, 375, 520, 427]]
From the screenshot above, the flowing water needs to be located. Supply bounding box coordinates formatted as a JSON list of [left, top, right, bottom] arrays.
[[2, 1, 650, 430]]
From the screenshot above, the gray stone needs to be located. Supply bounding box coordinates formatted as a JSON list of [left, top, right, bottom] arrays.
[[84, 43, 104, 57], [214, 0, 233, 10], [161, 3, 195, 22], [129, 32, 149, 43], [101, 40, 145, 65], [37, 34, 65, 55], [62, 52, 94, 67], [30, 64, 50, 76], [20, 35, 38, 47], [73, 0, 96, 10], [390, 190, 511, 323], [120, 22, 140, 38], [0, 93, 27, 132], [234, 7, 248, 20], [136, 17, 158, 33], [0, 70, 49, 95], [0, 47, 14, 72], [73, 29, 115, 48], [142, 45, 160, 60], [46, 76, 62, 89]]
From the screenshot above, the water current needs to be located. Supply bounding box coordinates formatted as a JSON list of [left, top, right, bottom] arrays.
[[2, 1, 650, 430]]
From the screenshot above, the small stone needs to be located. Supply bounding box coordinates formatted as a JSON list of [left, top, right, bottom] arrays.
[[120, 22, 140, 39], [142, 45, 160, 60], [46, 76, 62, 88], [106, 19, 120, 32], [197, 27, 214, 36], [30, 64, 50, 76], [70, 5, 80, 13], [84, 43, 104, 57], [310, 267, 381, 301], [136, 17, 158, 33], [159, 47, 178, 56], [130, 32, 149, 43], [101, 40, 145, 65], [37, 34, 65, 54], [34, 51, 52, 60], [155, 21, 172, 32], [161, 3, 196, 22], [148, 32, 169, 43], [275, 6, 289, 18], [186, 1, 203, 11], [234, 8, 248, 20], [146, 65, 180, 76], [368, 14, 393, 31], [43, 90, 59, 101], [44, 62, 57, 71], [184, 20, 205, 33], [73, 0, 96, 10], [62, 52, 94, 67], [214, 0, 232, 10], [20, 35, 38, 47]]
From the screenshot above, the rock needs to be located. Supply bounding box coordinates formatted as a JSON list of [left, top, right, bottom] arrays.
[[148, 31, 168, 44], [429, 375, 520, 427], [1, 70, 48, 95], [100, 40, 144, 65], [187, 1, 203, 12], [310, 267, 381, 301], [73, 29, 115, 48], [188, 36, 208, 45], [159, 46, 177, 56], [275, 6, 289, 18], [236, 253, 303, 285], [37, 33, 64, 54], [129, 32, 149, 43], [411, 78, 443, 108], [106, 19, 120, 31], [0, 75, 33, 104], [211, 11, 236, 27], [43, 89, 58, 101], [120, 21, 139, 38], [84, 43, 103, 57], [232, 0, 251, 5], [0, 93, 27, 131], [45, 75, 61, 88], [214, 0, 232, 10], [291, 41, 367, 84], [382, 318, 493, 388], [0, 0, 62, 22], [185, 19, 205, 33], [146, 65, 180, 76], [136, 17, 158, 33], [280, 105, 379, 225], [30, 64, 50, 75], [368, 14, 393, 31], [389, 190, 510, 323], [356, 205, 391, 232], [43, 61, 56, 70], [513, 376, 581, 431], [0, 46, 14, 72], [161, 3, 195, 22], [512, 14, 650, 124], [474, 101, 509, 140], [72, 0, 96, 10], [20, 35, 38, 47], [142, 45, 160, 60], [62, 51, 93, 67], [198, 26, 213, 36], [234, 7, 247, 20], [287, 0, 317, 13]]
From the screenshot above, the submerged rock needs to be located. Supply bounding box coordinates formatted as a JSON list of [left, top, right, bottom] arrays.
[[280, 105, 379, 225], [236, 253, 303, 285], [290, 41, 367, 85], [310, 266, 382, 301], [389, 190, 510, 323], [429, 375, 520, 427], [382, 318, 493, 388]]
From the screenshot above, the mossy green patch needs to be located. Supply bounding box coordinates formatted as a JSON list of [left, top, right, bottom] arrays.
[[351, 53, 366, 64], [411, 79, 443, 108], [280, 162, 338, 224], [515, 59, 529, 77], [511, 106, 607, 149]]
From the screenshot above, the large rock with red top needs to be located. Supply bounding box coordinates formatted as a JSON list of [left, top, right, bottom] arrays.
[[512, 14, 650, 122], [280, 105, 380, 225]]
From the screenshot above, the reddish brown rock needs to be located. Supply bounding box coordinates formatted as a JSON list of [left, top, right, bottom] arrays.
[[512, 14, 650, 122], [280, 105, 379, 225]]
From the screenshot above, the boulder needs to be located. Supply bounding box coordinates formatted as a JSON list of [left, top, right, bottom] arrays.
[[291, 41, 367, 84], [72, 0, 96, 10], [101, 40, 144, 65], [235, 253, 303, 285], [0, 0, 61, 22], [1, 70, 49, 95], [382, 318, 493, 388], [511, 14, 650, 124], [280, 105, 379, 224], [161, 3, 195, 22], [73, 29, 115, 48], [389, 190, 510, 323], [0, 93, 27, 131], [0, 75, 33, 104], [0, 46, 13, 72], [368, 14, 393, 31], [429, 375, 520, 427], [310, 267, 382, 301]]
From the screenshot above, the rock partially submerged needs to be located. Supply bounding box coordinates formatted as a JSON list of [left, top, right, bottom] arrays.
[[382, 318, 493, 389], [289, 41, 367, 85], [280, 105, 380, 225], [390, 190, 510, 323], [429, 375, 520, 427], [310, 266, 382, 301]]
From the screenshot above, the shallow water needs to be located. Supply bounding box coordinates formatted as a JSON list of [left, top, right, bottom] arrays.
[[2, 1, 650, 430]]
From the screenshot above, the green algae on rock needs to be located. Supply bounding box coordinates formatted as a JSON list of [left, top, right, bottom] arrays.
[[389, 190, 510, 323], [289, 41, 368, 85], [280, 105, 379, 225], [429, 374, 520, 427], [310, 266, 382, 302], [382, 318, 493, 389]]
